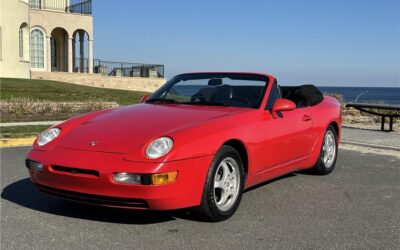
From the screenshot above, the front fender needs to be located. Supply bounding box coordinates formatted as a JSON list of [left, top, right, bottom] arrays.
[[30, 109, 115, 152]]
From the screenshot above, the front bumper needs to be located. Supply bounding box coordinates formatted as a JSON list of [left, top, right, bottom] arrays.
[[26, 147, 213, 210]]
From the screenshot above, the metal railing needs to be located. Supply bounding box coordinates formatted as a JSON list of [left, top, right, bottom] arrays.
[[67, 0, 92, 14], [69, 59, 165, 78], [29, 0, 92, 15], [93, 60, 165, 78], [74, 58, 89, 73]]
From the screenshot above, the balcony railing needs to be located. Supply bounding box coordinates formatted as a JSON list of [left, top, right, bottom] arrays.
[[29, 0, 92, 15], [72, 59, 165, 78], [67, 0, 92, 14], [93, 60, 165, 78]]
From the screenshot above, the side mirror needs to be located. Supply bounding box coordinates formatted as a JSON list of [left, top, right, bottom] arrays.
[[271, 98, 296, 119], [140, 95, 150, 103]]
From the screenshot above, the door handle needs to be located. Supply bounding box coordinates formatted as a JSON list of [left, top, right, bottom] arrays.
[[302, 114, 312, 121]]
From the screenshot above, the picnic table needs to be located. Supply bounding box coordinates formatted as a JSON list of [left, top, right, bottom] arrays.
[[346, 103, 400, 132]]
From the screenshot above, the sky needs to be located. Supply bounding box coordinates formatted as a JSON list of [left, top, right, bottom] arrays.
[[93, 0, 400, 87]]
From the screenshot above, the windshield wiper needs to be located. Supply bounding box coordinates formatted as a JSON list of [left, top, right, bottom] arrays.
[[181, 101, 229, 107], [146, 98, 178, 104]]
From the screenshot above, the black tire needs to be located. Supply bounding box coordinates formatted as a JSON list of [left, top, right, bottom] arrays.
[[194, 145, 245, 222], [313, 125, 338, 175]]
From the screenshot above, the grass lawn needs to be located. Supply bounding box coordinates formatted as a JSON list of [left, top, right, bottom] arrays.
[[0, 125, 50, 138], [1, 77, 152, 123], [0, 78, 149, 105]]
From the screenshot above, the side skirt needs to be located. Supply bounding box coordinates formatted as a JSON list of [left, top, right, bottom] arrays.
[[244, 155, 310, 189]]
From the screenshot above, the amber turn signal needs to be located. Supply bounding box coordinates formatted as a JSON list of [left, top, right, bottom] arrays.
[[151, 171, 178, 185]]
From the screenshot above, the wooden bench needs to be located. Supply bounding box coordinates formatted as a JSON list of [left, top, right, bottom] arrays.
[[346, 103, 400, 132]]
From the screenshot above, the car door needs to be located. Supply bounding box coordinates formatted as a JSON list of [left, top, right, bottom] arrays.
[[263, 83, 314, 168]]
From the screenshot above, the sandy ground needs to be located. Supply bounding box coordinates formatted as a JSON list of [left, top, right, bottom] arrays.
[[339, 144, 400, 158], [342, 108, 399, 134]]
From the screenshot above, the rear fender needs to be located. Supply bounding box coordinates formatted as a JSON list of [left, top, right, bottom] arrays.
[[303, 130, 325, 168], [302, 120, 340, 169]]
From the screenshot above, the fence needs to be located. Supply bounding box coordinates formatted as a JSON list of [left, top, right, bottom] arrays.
[[50, 57, 164, 78], [93, 60, 165, 78], [67, 0, 92, 14], [29, 0, 92, 15]]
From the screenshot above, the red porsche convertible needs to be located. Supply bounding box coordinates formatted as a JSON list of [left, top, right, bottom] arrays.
[[26, 72, 341, 221]]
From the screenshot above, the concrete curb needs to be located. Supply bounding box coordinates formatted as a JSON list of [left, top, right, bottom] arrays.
[[0, 121, 63, 127], [341, 139, 400, 152], [0, 137, 36, 148]]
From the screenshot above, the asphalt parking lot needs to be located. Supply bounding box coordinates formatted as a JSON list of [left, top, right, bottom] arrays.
[[1, 146, 399, 249]]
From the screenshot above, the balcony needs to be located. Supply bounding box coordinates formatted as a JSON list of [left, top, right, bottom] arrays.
[[29, 0, 92, 15], [72, 58, 165, 79]]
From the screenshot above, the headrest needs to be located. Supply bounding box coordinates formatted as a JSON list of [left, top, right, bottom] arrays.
[[208, 78, 223, 86]]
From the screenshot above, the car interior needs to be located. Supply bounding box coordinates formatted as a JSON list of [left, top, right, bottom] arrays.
[[191, 84, 265, 108], [189, 81, 323, 109], [280, 85, 324, 108]]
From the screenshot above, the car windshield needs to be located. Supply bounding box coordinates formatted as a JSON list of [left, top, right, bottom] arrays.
[[147, 73, 269, 108]]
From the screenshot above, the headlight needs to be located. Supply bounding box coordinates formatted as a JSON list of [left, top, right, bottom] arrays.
[[113, 172, 142, 184], [145, 137, 173, 159], [37, 128, 61, 146]]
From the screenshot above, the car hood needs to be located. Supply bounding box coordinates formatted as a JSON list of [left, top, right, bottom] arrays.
[[56, 103, 245, 153]]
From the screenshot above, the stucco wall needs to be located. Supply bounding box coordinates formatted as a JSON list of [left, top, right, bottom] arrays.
[[0, 0, 31, 78], [31, 72, 167, 92], [29, 9, 93, 40], [29, 8, 94, 73]]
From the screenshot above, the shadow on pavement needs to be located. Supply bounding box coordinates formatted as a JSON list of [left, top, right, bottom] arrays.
[[244, 173, 296, 193], [2, 173, 304, 224], [1, 178, 188, 225]]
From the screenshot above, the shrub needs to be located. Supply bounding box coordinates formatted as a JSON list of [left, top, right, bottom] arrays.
[[0, 97, 119, 115]]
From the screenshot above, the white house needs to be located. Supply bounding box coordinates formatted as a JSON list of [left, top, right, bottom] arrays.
[[0, 0, 94, 78]]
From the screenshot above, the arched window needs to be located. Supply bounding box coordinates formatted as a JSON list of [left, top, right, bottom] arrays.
[[19, 26, 24, 59], [30, 29, 44, 68], [19, 23, 29, 61]]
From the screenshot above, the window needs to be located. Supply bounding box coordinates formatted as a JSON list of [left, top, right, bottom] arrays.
[[30, 29, 44, 68], [19, 23, 29, 61], [266, 81, 281, 110], [29, 0, 41, 9], [19, 26, 24, 59]]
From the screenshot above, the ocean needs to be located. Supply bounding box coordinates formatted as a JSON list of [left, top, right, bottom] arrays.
[[172, 85, 400, 105], [318, 87, 400, 105]]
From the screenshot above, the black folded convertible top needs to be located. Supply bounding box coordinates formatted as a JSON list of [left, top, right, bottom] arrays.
[[280, 85, 324, 107]]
